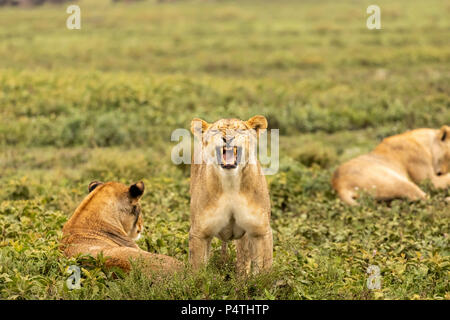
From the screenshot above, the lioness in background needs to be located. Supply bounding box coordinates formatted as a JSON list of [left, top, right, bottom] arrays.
[[61, 181, 182, 274], [332, 126, 450, 205], [189, 116, 273, 275]]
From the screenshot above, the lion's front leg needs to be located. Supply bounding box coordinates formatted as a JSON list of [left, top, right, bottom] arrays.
[[189, 230, 211, 271], [235, 233, 251, 276], [249, 228, 273, 274], [101, 247, 183, 275]]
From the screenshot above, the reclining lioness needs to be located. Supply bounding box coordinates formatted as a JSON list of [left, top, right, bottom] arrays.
[[61, 181, 182, 275], [189, 116, 273, 275], [332, 126, 450, 205]]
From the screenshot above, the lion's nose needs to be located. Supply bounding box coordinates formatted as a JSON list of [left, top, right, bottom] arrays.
[[223, 136, 234, 145]]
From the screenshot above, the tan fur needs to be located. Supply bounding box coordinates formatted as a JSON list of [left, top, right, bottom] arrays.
[[189, 116, 273, 275], [332, 126, 450, 205], [61, 181, 182, 275]]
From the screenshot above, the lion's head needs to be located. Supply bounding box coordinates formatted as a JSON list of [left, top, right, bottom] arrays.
[[87, 181, 145, 241], [432, 125, 450, 176], [190, 116, 268, 173], [63, 181, 146, 245]]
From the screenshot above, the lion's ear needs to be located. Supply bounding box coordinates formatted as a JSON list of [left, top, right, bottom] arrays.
[[190, 118, 210, 137], [129, 181, 145, 199], [246, 115, 268, 134], [439, 125, 450, 142], [88, 181, 103, 193]]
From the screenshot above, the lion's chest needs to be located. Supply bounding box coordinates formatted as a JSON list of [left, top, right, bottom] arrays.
[[205, 192, 256, 241]]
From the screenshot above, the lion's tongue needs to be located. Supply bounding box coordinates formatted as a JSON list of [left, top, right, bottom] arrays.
[[223, 148, 235, 165]]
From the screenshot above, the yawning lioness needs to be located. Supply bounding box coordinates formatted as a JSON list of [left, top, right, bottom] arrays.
[[189, 116, 273, 275]]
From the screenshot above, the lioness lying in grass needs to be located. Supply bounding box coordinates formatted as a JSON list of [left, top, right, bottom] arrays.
[[332, 126, 450, 205], [61, 181, 182, 275]]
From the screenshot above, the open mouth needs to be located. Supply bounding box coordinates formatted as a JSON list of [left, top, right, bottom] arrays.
[[216, 146, 241, 169]]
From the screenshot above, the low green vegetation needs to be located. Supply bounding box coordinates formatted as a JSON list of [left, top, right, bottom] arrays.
[[0, 0, 448, 299]]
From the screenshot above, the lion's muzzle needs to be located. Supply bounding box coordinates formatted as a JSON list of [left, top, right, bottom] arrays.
[[216, 145, 242, 169]]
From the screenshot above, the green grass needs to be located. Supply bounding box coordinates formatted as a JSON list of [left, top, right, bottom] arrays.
[[0, 0, 449, 299]]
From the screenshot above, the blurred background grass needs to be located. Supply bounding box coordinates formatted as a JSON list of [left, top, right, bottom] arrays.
[[0, 0, 449, 299], [0, 0, 448, 148]]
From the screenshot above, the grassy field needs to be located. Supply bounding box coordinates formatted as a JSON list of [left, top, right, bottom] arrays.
[[0, 0, 449, 300]]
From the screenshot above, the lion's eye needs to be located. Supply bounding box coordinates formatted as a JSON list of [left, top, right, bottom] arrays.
[[132, 205, 140, 215], [207, 130, 223, 141], [235, 129, 248, 135]]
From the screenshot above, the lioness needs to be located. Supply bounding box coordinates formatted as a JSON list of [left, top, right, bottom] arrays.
[[61, 181, 182, 274], [332, 126, 450, 205], [189, 115, 273, 275]]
